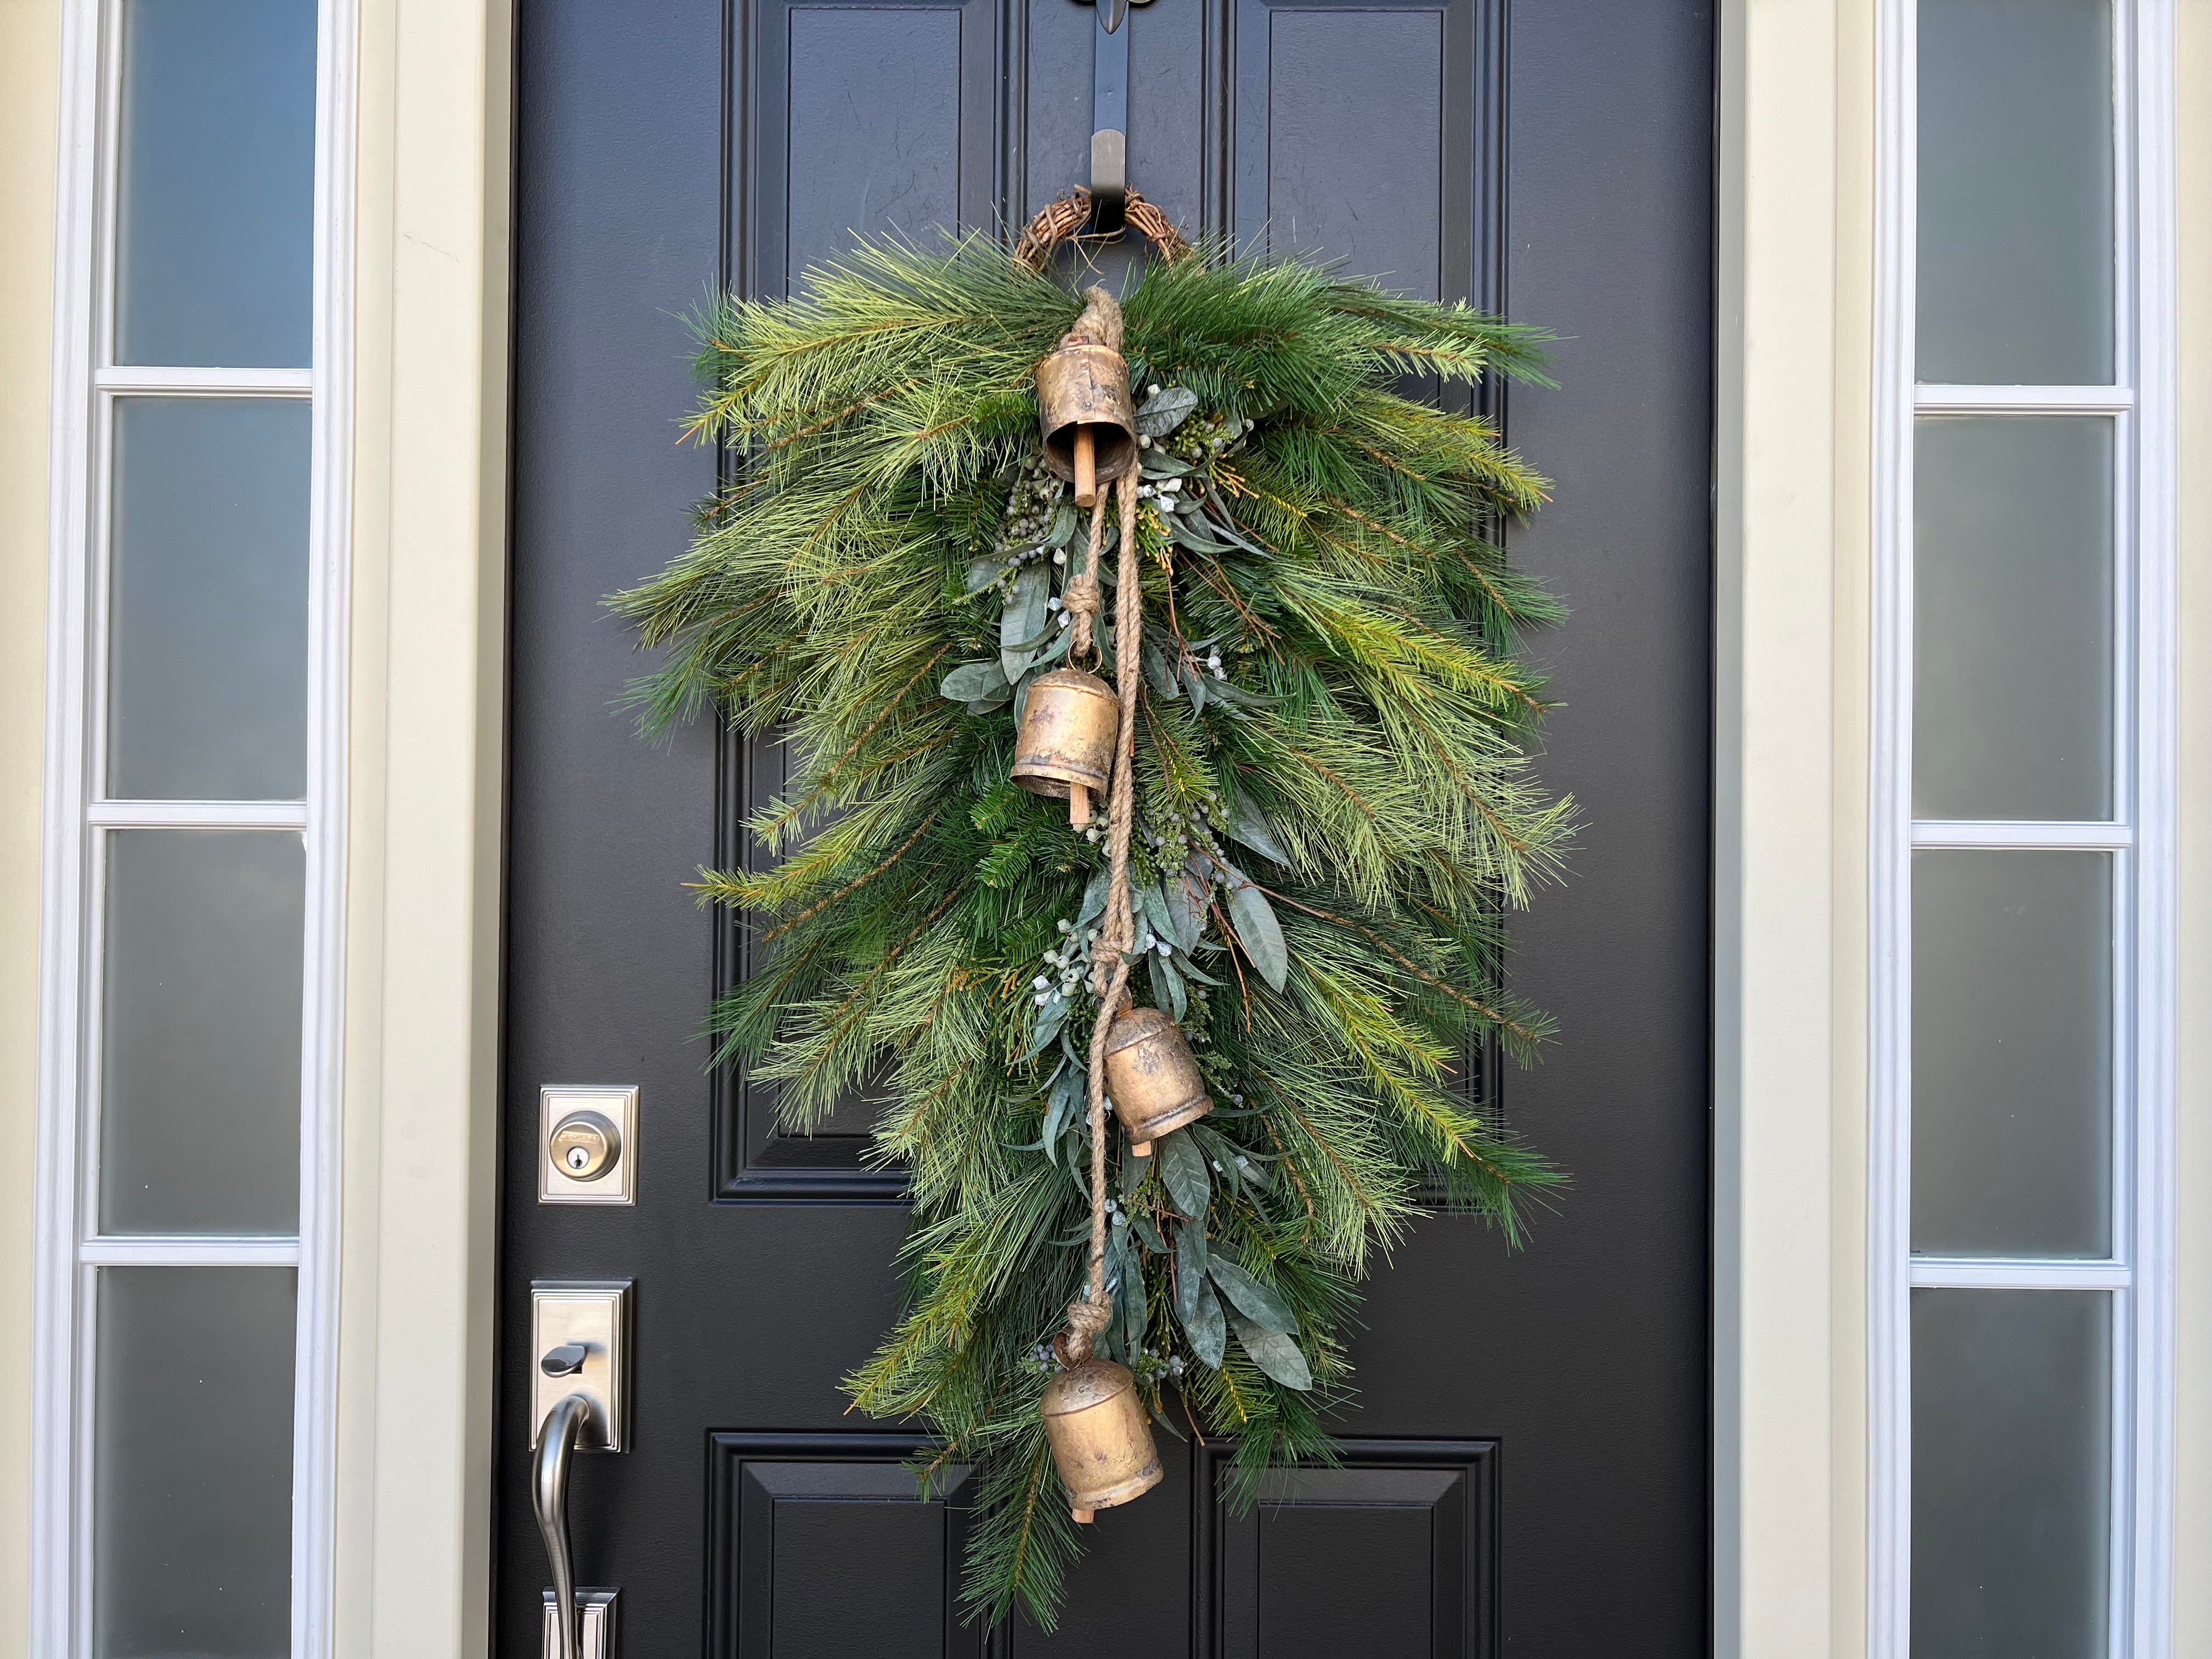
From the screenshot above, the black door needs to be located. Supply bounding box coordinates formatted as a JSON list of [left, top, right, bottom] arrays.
[[503, 4, 1713, 1655]]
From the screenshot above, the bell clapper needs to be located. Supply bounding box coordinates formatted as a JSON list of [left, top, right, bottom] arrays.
[[1072, 1507, 1094, 1525], [1069, 782, 1090, 826], [1131, 1139, 1152, 1157], [1073, 425, 1098, 507]]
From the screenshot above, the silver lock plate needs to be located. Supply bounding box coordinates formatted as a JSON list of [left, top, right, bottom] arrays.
[[539, 1086, 639, 1205], [543, 1589, 617, 1659], [531, 1281, 631, 1452]]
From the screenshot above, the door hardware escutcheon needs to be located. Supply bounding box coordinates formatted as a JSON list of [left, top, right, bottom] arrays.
[[539, 1086, 639, 1205], [533, 1282, 632, 1659]]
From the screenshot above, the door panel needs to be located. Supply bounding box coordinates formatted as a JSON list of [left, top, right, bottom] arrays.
[[746, 0, 1006, 297], [708, 1437, 987, 1658], [505, 2, 1712, 1654]]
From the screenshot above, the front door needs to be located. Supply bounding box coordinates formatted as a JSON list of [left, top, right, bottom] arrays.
[[500, 3, 1714, 1654]]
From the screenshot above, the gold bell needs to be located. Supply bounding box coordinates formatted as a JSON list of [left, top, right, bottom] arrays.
[[1012, 668, 1119, 825], [1036, 341, 1137, 507], [1041, 1356, 1163, 1522], [1102, 1005, 1213, 1155]]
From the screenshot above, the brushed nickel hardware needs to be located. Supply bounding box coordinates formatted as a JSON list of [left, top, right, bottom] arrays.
[[532, 1282, 632, 1659], [540, 1589, 617, 1659], [539, 1086, 639, 1205], [530, 1281, 630, 1452]]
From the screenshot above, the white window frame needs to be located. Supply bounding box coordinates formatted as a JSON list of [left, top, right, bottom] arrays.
[[1869, 1, 2178, 1655], [30, 2, 356, 1655]]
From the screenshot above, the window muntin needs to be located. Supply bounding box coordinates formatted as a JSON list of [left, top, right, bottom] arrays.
[[1877, 0, 2174, 1652], [37, 1, 342, 1654]]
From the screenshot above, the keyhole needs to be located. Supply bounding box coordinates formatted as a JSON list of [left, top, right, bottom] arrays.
[[566, 1145, 591, 1171]]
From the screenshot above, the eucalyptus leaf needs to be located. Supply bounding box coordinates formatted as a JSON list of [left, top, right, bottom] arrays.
[[1157, 1130, 1210, 1221], [1163, 866, 1205, 952], [1077, 868, 1111, 930], [1202, 496, 1276, 557], [1117, 1235, 1148, 1351], [1141, 882, 1178, 950], [1144, 640, 1180, 699], [1183, 1278, 1228, 1369], [964, 556, 1007, 596], [940, 659, 1010, 702], [1169, 950, 1226, 986], [1132, 1211, 1167, 1253], [1041, 1064, 1084, 1165], [1230, 1316, 1313, 1390], [1139, 450, 1193, 477], [1198, 678, 1283, 709], [1180, 658, 1209, 712], [1020, 992, 1071, 1060], [1222, 784, 1292, 864], [1176, 1216, 1209, 1283], [1001, 564, 1050, 681], [1147, 949, 1185, 1020], [1167, 516, 1235, 556], [1135, 386, 1199, 436], [1220, 860, 1290, 991], [964, 696, 1012, 716], [1045, 503, 1076, 547], [1206, 1254, 1297, 1334]]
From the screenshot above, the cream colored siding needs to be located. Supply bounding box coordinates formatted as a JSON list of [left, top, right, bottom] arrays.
[[0, 7, 60, 1657]]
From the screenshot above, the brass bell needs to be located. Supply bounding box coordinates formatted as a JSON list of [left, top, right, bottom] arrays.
[[1102, 1005, 1212, 1155], [1036, 341, 1137, 507], [1012, 668, 1119, 825], [1041, 1356, 1163, 1522]]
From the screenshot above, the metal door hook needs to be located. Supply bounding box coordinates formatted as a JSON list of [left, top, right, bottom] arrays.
[[1085, 0, 1136, 235]]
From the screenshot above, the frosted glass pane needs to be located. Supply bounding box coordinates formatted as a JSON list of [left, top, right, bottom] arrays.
[[100, 831, 303, 1234], [115, 0, 316, 367], [95, 1267, 294, 1659], [1912, 1289, 2109, 1657], [1913, 850, 2111, 1257], [1918, 0, 2114, 383], [1914, 417, 2112, 822], [108, 398, 310, 802]]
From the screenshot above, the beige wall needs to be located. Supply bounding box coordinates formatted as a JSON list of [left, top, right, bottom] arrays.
[[0, 6, 59, 1658]]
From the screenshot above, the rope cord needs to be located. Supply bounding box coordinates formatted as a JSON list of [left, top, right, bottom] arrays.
[[1062, 408, 1146, 1364]]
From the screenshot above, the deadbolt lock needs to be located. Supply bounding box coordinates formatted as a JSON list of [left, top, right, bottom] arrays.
[[539, 1086, 639, 1205], [550, 1110, 620, 1181]]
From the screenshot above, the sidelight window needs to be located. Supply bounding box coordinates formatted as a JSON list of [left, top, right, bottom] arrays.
[[33, 2, 352, 1656], [1872, 0, 2175, 1653]]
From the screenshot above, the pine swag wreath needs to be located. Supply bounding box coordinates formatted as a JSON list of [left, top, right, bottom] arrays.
[[617, 199, 1571, 1627]]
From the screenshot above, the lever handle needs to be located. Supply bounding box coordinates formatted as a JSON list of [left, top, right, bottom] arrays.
[[534, 1393, 592, 1659], [540, 1342, 590, 1377]]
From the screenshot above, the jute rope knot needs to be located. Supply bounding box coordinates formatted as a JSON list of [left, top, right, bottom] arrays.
[[1058, 286, 1148, 1363], [1056, 285, 1123, 668]]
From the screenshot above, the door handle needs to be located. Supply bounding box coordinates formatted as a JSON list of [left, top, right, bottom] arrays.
[[534, 1393, 592, 1659], [530, 1282, 629, 1659]]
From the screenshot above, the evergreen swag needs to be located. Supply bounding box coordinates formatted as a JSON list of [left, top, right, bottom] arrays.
[[616, 233, 1572, 1627]]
